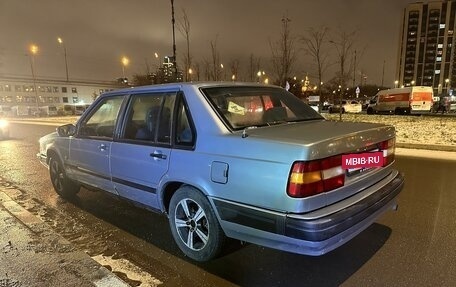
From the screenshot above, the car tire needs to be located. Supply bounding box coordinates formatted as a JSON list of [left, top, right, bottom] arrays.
[[168, 185, 226, 262], [49, 156, 80, 198]]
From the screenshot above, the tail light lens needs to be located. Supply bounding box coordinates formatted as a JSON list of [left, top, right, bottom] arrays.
[[288, 137, 396, 199], [379, 138, 395, 166], [287, 155, 344, 198]]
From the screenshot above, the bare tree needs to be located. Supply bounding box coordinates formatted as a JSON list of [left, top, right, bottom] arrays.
[[301, 26, 330, 111], [330, 29, 357, 120], [210, 36, 222, 81], [270, 15, 297, 87], [193, 62, 201, 81], [178, 9, 192, 81], [229, 58, 240, 81], [248, 53, 261, 82], [202, 58, 211, 81]]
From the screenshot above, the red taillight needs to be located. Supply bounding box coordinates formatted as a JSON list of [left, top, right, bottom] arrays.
[[288, 138, 396, 199], [287, 155, 344, 198], [379, 138, 396, 166]]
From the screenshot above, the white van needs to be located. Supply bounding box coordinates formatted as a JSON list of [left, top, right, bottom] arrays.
[[0, 106, 13, 117], [39, 105, 58, 116], [367, 86, 433, 115]]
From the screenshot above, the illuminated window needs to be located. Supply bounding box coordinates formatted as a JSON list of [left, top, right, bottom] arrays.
[[435, 70, 441, 74]]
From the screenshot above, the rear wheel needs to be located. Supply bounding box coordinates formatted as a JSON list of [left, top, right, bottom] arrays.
[[49, 156, 80, 198], [168, 186, 226, 262]]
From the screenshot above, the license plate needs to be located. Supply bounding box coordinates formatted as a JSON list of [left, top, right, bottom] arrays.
[[342, 151, 384, 176]]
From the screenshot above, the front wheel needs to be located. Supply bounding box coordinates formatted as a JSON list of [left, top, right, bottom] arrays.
[[168, 186, 226, 262], [49, 156, 80, 198]]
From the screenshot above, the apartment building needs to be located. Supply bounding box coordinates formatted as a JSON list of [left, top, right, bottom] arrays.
[[396, 0, 456, 95]]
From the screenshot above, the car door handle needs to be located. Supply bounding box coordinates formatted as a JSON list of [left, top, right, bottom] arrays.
[[99, 144, 108, 151], [150, 152, 167, 160]]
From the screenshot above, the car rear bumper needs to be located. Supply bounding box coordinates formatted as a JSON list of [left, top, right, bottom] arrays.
[[213, 170, 404, 256]]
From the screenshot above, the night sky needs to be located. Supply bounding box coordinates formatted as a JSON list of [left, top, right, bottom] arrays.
[[0, 0, 415, 87]]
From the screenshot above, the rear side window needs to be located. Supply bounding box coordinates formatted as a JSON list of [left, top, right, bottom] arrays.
[[121, 92, 176, 144], [174, 96, 195, 147], [202, 86, 322, 130]]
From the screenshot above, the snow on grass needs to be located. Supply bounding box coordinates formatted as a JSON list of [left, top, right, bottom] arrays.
[[324, 113, 456, 146]]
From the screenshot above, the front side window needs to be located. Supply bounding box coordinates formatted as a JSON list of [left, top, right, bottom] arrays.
[[78, 96, 124, 138], [202, 86, 323, 130], [121, 92, 176, 144]]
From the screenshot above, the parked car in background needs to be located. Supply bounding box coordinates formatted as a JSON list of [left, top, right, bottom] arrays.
[[0, 118, 9, 139], [308, 102, 319, 112], [328, 99, 362, 113], [37, 82, 404, 262]]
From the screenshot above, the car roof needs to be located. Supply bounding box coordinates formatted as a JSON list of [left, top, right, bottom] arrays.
[[102, 81, 282, 97]]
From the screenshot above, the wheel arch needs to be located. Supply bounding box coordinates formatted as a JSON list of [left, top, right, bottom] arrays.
[[46, 147, 62, 165], [161, 181, 217, 215]]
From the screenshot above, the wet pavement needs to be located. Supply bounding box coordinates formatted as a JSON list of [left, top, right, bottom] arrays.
[[1, 118, 456, 286], [0, 185, 129, 287]]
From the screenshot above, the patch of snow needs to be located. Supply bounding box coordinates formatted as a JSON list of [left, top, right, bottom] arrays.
[[324, 114, 456, 146]]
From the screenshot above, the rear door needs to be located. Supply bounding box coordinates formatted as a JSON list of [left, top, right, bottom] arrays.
[[411, 90, 433, 112], [110, 91, 176, 209]]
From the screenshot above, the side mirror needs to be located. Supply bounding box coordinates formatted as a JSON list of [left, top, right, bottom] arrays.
[[57, 124, 76, 137]]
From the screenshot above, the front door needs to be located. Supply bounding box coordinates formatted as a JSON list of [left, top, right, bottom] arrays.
[[67, 95, 124, 194]]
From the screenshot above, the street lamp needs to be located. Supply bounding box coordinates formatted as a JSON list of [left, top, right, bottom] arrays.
[[57, 37, 69, 81], [394, 80, 399, 88], [29, 44, 39, 109], [220, 63, 225, 81], [154, 52, 160, 69], [411, 80, 415, 86], [445, 78, 450, 94], [121, 56, 129, 79], [188, 68, 193, 81]]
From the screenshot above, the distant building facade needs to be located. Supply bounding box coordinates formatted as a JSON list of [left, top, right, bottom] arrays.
[[0, 76, 121, 116], [397, 0, 456, 95]]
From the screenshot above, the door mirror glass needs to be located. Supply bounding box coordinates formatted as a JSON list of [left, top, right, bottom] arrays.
[[57, 124, 76, 137]]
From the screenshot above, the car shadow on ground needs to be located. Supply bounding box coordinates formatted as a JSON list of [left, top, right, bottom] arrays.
[[58, 187, 392, 287], [201, 223, 391, 286]]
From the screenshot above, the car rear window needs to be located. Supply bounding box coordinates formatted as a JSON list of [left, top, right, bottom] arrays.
[[201, 86, 323, 130]]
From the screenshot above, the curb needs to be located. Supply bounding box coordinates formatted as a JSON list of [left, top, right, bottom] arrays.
[[396, 143, 456, 152], [0, 189, 130, 287]]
